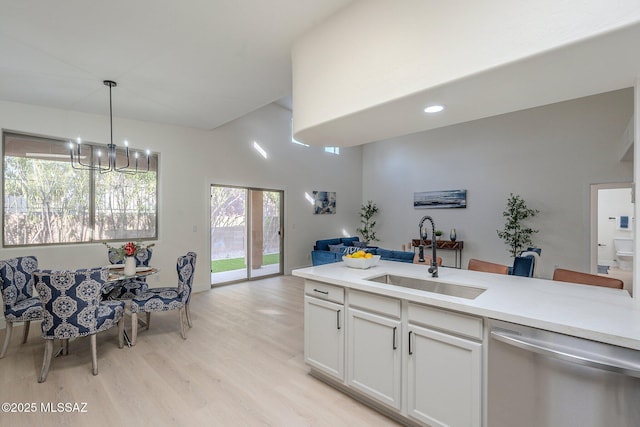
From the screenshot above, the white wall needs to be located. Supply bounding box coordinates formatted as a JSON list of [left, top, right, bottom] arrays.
[[293, 0, 640, 138], [0, 100, 363, 299], [362, 89, 634, 279]]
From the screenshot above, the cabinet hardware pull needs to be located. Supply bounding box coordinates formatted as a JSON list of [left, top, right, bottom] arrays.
[[313, 288, 329, 295], [336, 310, 341, 330], [393, 326, 397, 350], [408, 331, 413, 355]]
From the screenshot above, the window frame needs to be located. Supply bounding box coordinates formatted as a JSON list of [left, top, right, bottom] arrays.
[[2, 130, 159, 248]]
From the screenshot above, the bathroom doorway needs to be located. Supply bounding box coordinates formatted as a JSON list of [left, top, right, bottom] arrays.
[[590, 182, 634, 292]]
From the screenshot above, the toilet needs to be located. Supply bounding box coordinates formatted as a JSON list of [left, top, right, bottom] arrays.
[[613, 238, 634, 271]]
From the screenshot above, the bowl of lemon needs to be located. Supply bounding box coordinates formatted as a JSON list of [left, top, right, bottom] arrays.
[[342, 251, 381, 269]]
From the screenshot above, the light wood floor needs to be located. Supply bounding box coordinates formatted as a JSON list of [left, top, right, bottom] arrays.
[[0, 275, 399, 427]]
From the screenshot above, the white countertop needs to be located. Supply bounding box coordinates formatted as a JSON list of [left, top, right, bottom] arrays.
[[292, 261, 640, 350]]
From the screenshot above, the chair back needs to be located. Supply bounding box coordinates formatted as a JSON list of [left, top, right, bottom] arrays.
[[511, 256, 535, 277], [552, 268, 624, 289], [520, 251, 541, 277], [108, 247, 153, 267], [0, 256, 38, 313], [177, 252, 197, 304], [34, 267, 109, 339], [468, 258, 509, 275]]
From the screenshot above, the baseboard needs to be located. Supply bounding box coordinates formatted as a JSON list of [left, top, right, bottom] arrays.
[[308, 368, 422, 427]]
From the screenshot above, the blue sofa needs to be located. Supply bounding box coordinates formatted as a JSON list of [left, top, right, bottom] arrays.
[[311, 237, 415, 266]]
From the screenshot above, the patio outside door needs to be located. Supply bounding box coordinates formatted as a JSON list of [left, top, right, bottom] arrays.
[[210, 185, 283, 285]]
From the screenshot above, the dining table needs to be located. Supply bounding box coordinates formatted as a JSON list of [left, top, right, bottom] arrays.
[[102, 265, 159, 294], [102, 265, 159, 347]]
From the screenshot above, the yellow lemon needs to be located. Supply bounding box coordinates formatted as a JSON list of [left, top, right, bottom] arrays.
[[364, 253, 373, 259]]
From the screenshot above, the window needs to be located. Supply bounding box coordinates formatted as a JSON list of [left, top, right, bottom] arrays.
[[3, 131, 158, 246]]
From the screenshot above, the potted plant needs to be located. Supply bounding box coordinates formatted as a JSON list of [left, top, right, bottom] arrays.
[[434, 230, 443, 240], [356, 200, 379, 244], [104, 241, 155, 276], [497, 193, 539, 258]]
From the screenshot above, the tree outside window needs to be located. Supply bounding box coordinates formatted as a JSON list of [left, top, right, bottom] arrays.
[[3, 132, 158, 246]]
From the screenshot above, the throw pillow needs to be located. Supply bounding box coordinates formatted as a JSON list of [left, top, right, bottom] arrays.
[[328, 243, 344, 253], [352, 241, 368, 248]]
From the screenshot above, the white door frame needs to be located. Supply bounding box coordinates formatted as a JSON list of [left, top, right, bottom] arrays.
[[589, 182, 633, 275]]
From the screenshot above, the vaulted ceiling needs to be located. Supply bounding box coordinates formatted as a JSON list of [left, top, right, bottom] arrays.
[[0, 0, 352, 130]]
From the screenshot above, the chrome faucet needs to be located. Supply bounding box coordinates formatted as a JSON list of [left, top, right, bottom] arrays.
[[418, 215, 438, 278]]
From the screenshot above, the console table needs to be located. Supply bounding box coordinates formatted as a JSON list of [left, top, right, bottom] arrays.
[[412, 239, 464, 269]]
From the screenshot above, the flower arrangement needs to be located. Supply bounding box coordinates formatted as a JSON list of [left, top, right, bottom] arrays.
[[104, 241, 155, 261]]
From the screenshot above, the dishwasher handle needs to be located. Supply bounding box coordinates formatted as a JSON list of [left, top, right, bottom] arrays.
[[491, 329, 640, 378]]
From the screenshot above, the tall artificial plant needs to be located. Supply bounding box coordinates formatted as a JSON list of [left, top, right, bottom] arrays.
[[497, 193, 539, 258], [357, 200, 379, 244]]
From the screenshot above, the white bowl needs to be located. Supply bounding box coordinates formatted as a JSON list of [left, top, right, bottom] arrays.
[[342, 255, 381, 269]]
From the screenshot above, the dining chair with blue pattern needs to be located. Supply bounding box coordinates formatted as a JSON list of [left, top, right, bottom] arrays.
[[34, 267, 125, 383], [104, 247, 153, 299], [0, 256, 43, 359], [130, 252, 196, 345]]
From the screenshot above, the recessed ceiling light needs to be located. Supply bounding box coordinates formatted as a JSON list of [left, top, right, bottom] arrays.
[[424, 105, 445, 113]]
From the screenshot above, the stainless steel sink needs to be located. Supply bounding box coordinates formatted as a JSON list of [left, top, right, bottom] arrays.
[[366, 274, 486, 300]]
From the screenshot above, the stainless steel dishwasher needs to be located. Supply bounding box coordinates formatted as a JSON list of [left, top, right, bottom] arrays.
[[488, 319, 640, 427]]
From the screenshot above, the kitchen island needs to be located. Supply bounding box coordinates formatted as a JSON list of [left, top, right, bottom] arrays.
[[293, 260, 640, 427]]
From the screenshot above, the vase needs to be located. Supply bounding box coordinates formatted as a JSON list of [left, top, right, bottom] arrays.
[[450, 228, 457, 242], [124, 256, 136, 276]]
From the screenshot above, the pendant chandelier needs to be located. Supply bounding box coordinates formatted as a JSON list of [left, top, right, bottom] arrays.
[[69, 80, 150, 174]]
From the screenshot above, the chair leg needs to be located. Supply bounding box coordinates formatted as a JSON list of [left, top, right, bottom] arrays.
[[90, 334, 98, 376], [22, 320, 31, 344], [117, 318, 124, 349], [185, 303, 193, 328], [179, 308, 186, 340], [0, 321, 13, 358], [145, 312, 151, 330], [62, 339, 69, 356], [38, 339, 54, 383], [131, 312, 138, 346]]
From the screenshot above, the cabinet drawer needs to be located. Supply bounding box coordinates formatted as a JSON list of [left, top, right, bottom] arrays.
[[408, 303, 482, 340], [305, 280, 344, 304], [349, 289, 401, 319]]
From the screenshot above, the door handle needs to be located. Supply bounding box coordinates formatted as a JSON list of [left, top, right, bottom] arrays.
[[408, 331, 413, 355], [491, 329, 640, 378], [392, 327, 397, 350], [336, 310, 341, 330]]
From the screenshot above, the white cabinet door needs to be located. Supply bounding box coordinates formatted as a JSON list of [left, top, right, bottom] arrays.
[[407, 324, 482, 427], [304, 296, 344, 380], [347, 307, 402, 410]]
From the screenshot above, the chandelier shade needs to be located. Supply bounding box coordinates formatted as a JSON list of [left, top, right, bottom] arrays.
[[68, 80, 150, 174]]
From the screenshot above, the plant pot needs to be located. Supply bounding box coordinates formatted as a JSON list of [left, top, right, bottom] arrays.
[[124, 256, 136, 276]]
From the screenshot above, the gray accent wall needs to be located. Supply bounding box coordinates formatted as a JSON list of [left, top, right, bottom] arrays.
[[362, 89, 633, 279]]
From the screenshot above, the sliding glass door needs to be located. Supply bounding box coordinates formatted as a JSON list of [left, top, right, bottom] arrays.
[[210, 185, 283, 285]]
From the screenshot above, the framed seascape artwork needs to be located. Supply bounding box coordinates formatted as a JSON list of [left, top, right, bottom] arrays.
[[313, 191, 336, 214], [414, 189, 467, 209]]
